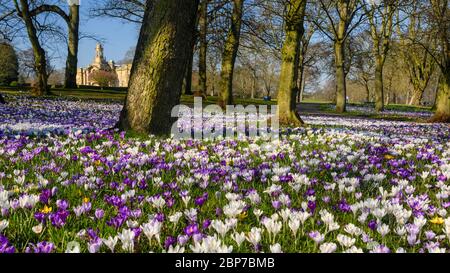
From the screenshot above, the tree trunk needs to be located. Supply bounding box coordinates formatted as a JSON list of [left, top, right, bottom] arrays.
[[364, 81, 370, 103], [432, 73, 441, 110], [18, 0, 49, 96], [409, 87, 425, 106], [184, 51, 194, 95], [198, 0, 208, 97], [431, 68, 450, 122], [297, 64, 305, 103], [277, 0, 306, 126], [335, 41, 346, 113], [374, 59, 384, 111], [218, 0, 244, 108], [118, 0, 199, 135], [64, 4, 79, 88], [251, 76, 256, 99]]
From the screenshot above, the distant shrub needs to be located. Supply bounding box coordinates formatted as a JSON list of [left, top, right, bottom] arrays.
[[9, 81, 19, 87], [0, 43, 19, 85]]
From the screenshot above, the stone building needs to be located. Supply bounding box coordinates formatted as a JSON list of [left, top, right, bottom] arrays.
[[76, 43, 132, 88]]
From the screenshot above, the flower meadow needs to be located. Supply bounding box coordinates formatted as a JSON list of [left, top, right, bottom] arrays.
[[1, 95, 450, 253]]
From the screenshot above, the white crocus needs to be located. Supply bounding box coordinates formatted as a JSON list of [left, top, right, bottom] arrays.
[[231, 232, 246, 248], [337, 234, 356, 248], [395, 226, 407, 236], [118, 229, 135, 253], [270, 243, 283, 253], [65, 241, 81, 253], [344, 223, 362, 236], [169, 212, 183, 224], [223, 200, 246, 218], [211, 220, 231, 238], [343, 246, 364, 253], [0, 220, 9, 233], [262, 217, 282, 239], [103, 236, 119, 253], [320, 242, 337, 253], [141, 220, 162, 244], [32, 223, 43, 234], [151, 196, 166, 210], [246, 227, 262, 246], [377, 224, 390, 237], [288, 219, 300, 236], [166, 245, 185, 253]]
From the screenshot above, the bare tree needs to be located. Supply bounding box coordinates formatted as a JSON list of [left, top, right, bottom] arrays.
[[91, 0, 146, 24], [313, 0, 365, 113], [218, 0, 244, 108], [13, 0, 49, 96], [27, 1, 80, 88], [363, 0, 398, 111], [198, 0, 209, 97]]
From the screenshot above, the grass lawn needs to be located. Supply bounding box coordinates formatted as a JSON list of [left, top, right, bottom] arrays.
[[1, 87, 432, 123]]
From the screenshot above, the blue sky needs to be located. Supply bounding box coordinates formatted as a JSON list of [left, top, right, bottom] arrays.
[[77, 16, 139, 68], [21, 1, 141, 69], [77, 1, 140, 68]]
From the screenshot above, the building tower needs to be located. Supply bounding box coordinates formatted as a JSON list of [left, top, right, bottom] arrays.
[[93, 43, 110, 70]]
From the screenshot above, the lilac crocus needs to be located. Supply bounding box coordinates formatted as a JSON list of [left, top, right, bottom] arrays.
[[56, 200, 69, 210], [95, 209, 105, 219]]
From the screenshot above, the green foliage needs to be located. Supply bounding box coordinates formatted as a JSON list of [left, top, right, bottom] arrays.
[[89, 70, 118, 87], [0, 43, 19, 86]]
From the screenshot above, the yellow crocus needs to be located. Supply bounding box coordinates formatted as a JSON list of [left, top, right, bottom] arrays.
[[430, 216, 444, 225], [238, 211, 248, 220], [40, 205, 52, 214]]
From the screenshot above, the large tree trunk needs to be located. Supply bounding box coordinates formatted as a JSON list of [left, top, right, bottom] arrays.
[[430, 0, 449, 123], [198, 0, 208, 98], [277, 0, 307, 127], [64, 4, 79, 88], [431, 67, 450, 122], [118, 0, 199, 135], [335, 41, 346, 113], [374, 59, 384, 111], [218, 0, 244, 108], [17, 0, 49, 96]]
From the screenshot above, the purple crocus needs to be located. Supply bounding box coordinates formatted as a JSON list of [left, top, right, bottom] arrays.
[[195, 193, 208, 207], [39, 189, 52, 204], [338, 199, 351, 212], [25, 241, 55, 253], [164, 236, 177, 250], [368, 219, 378, 231], [0, 235, 16, 253], [307, 201, 316, 214], [184, 223, 200, 236], [202, 219, 211, 229]]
